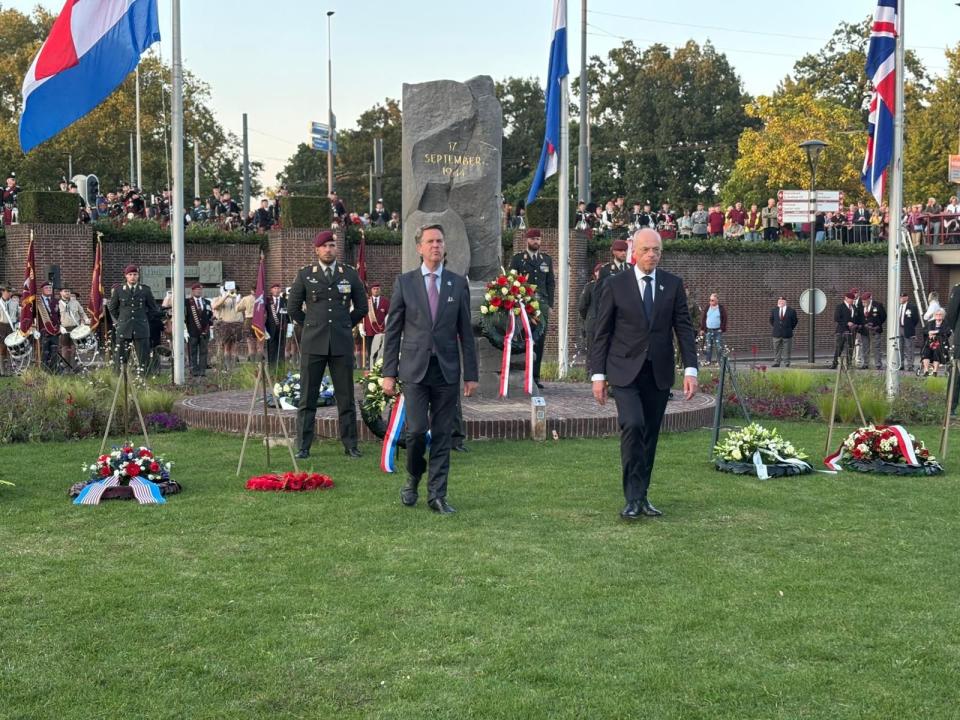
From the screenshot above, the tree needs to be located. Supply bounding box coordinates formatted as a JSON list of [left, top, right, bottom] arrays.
[[276, 143, 328, 197], [0, 6, 258, 205], [331, 99, 402, 217], [719, 92, 866, 206], [584, 40, 752, 207], [904, 45, 960, 204], [496, 77, 546, 194]]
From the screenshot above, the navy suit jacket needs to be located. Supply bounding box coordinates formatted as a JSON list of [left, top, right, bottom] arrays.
[[589, 267, 698, 390], [382, 267, 478, 385]]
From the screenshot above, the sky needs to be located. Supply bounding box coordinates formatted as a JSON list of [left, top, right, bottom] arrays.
[[6, 0, 958, 190]]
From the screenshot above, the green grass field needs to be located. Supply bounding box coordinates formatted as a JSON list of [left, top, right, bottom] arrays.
[[1, 424, 958, 719]]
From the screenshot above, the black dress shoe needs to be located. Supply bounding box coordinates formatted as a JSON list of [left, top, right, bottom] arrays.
[[452, 444, 470, 453], [400, 476, 420, 506], [294, 449, 310, 459], [620, 501, 641, 520], [535, 380, 544, 390], [639, 499, 663, 517], [344, 447, 362, 459], [428, 498, 456, 514]]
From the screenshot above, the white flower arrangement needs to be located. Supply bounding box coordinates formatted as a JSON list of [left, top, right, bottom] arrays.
[[714, 423, 808, 465]]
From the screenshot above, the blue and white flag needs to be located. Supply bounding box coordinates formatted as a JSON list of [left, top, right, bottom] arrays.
[[20, 0, 161, 153], [526, 0, 568, 206]]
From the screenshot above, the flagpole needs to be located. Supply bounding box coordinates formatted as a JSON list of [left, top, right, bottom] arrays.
[[558, 65, 570, 378], [135, 67, 142, 189], [885, 0, 905, 400], [170, 0, 185, 385]]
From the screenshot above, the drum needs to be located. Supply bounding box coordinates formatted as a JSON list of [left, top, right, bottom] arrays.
[[4, 331, 31, 360], [70, 324, 92, 342]]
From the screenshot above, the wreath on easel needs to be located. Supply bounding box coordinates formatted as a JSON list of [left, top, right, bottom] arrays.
[[479, 269, 547, 351], [360, 359, 406, 447]]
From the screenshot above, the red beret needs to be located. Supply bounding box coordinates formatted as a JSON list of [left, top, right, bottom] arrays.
[[191, 283, 203, 290], [862, 292, 872, 300], [314, 231, 335, 247], [850, 287, 859, 294], [611, 239, 629, 251], [40, 281, 52, 289], [124, 264, 139, 274], [844, 292, 856, 300], [524, 229, 542, 240], [270, 283, 281, 289], [369, 282, 381, 289]]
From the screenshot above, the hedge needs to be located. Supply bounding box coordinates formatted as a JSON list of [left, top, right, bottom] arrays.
[[345, 225, 401, 246], [587, 235, 903, 258], [524, 198, 578, 228], [92, 219, 260, 246], [17, 191, 79, 224], [280, 196, 331, 228]]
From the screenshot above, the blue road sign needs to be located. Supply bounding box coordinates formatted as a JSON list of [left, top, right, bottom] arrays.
[[312, 137, 337, 154], [311, 121, 329, 135]]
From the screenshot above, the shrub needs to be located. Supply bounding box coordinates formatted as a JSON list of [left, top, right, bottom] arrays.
[[280, 196, 331, 228], [93, 219, 256, 245], [589, 235, 896, 258], [345, 225, 401, 246], [137, 388, 179, 414], [524, 199, 578, 229], [17, 191, 79, 224]]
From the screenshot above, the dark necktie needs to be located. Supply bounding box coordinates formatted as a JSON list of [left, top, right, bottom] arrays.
[[324, 267, 333, 283], [427, 273, 439, 322], [642, 276, 654, 322]]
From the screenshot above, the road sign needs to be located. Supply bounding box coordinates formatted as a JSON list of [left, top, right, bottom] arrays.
[[950, 155, 960, 184], [777, 189, 843, 223], [799, 288, 827, 315], [312, 137, 337, 154], [311, 121, 329, 135], [778, 189, 841, 202]]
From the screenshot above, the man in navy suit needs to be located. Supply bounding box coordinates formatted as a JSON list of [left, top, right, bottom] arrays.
[[769, 295, 799, 367], [589, 228, 699, 520], [382, 224, 479, 514], [897, 290, 920, 372]]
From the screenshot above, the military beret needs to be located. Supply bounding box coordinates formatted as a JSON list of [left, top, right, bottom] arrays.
[[314, 231, 335, 246], [844, 292, 856, 300], [191, 282, 203, 290], [862, 292, 872, 300], [40, 281, 52, 289], [124, 264, 139, 274], [369, 282, 381, 289], [271, 283, 281, 289], [850, 287, 859, 294], [611, 239, 629, 251], [524, 229, 542, 240]]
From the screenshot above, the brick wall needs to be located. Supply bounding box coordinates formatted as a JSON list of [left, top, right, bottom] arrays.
[[3, 224, 94, 297], [102, 241, 262, 294]]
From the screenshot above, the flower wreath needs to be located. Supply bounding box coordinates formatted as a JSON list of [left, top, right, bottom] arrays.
[[825, 424, 943, 475], [360, 359, 406, 447], [70, 445, 180, 504], [270, 371, 334, 411], [246, 471, 334, 492], [479, 269, 547, 351], [714, 423, 811, 478]]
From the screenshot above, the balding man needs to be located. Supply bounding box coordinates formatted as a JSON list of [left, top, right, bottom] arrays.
[[589, 228, 699, 520]]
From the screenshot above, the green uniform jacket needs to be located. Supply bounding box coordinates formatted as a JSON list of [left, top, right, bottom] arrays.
[[508, 251, 555, 308], [287, 261, 368, 356], [107, 283, 159, 339]]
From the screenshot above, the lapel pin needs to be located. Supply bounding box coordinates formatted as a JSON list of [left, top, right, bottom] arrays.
[[659, 285, 664, 291], [447, 296, 454, 302], [447, 280, 452, 286]]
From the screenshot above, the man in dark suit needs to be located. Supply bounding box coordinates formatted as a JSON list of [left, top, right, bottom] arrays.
[[859, 292, 886, 370], [382, 223, 478, 514], [185, 283, 213, 377], [769, 295, 798, 367], [590, 228, 699, 520], [831, 292, 859, 369], [896, 290, 920, 372], [509, 229, 555, 389], [264, 283, 287, 368], [288, 231, 368, 459], [943, 283, 960, 412], [107, 265, 158, 373]]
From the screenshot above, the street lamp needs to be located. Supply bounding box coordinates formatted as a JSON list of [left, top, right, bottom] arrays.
[[799, 138, 828, 364], [326, 10, 335, 194]]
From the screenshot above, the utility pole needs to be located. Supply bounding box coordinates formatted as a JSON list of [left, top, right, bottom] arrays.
[[242, 113, 251, 217], [326, 10, 335, 194], [373, 137, 384, 204], [194, 141, 200, 201], [577, 0, 590, 203]]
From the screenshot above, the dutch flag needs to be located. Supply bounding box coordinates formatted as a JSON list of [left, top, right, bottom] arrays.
[[526, 0, 568, 206], [19, 0, 160, 154]]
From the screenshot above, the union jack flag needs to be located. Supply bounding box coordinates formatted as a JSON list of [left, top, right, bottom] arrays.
[[862, 0, 898, 204]]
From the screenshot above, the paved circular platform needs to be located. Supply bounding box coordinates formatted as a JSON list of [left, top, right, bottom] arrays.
[[174, 382, 716, 440]]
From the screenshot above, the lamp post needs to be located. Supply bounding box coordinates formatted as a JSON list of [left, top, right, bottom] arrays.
[[799, 139, 828, 364], [326, 10, 335, 194]]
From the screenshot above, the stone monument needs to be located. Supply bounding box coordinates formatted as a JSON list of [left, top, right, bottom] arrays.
[[401, 75, 502, 279]]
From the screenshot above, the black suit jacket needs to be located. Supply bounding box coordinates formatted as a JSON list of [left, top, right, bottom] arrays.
[[896, 301, 920, 338], [834, 302, 859, 334], [589, 267, 697, 390], [861, 302, 886, 332], [382, 267, 478, 385], [265, 295, 287, 336], [184, 296, 213, 337], [770, 306, 798, 338]]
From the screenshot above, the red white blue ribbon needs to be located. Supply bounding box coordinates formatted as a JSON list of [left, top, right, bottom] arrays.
[[824, 424, 920, 471], [498, 306, 535, 397], [73, 474, 120, 505], [380, 394, 407, 473]]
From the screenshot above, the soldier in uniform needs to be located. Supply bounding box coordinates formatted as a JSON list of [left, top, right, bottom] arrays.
[[598, 239, 631, 284], [509, 228, 555, 389], [288, 231, 368, 459], [107, 264, 158, 373]]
